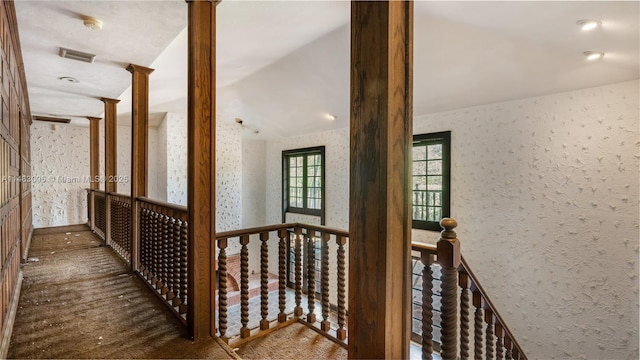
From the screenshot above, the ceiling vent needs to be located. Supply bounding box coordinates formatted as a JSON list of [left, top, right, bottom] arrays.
[[33, 115, 71, 124], [59, 47, 96, 63]]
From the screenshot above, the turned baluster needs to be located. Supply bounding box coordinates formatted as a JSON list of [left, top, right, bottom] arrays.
[[161, 214, 170, 294], [139, 208, 147, 273], [217, 238, 229, 342], [504, 337, 514, 360], [166, 218, 175, 300], [459, 271, 472, 359], [171, 218, 182, 306], [125, 202, 132, 256], [473, 290, 484, 360], [240, 235, 250, 338], [179, 220, 189, 314], [512, 347, 521, 360], [421, 250, 434, 360], [320, 232, 330, 331], [306, 229, 316, 323], [277, 228, 288, 322], [437, 218, 461, 360], [150, 210, 158, 281], [336, 234, 347, 341], [260, 231, 270, 330], [496, 322, 505, 360], [486, 308, 495, 360], [293, 227, 303, 316]]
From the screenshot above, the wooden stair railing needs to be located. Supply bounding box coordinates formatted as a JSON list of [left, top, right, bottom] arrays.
[[85, 192, 527, 357], [214, 223, 349, 348], [413, 218, 528, 360]]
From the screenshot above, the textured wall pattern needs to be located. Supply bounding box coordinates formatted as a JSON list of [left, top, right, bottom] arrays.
[[165, 113, 187, 205], [413, 80, 639, 359], [156, 114, 168, 202], [242, 139, 266, 228], [31, 123, 90, 227], [215, 120, 242, 233], [32, 122, 162, 227], [160, 112, 242, 233], [260, 80, 639, 359]]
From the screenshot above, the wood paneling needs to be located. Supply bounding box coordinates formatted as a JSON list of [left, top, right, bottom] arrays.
[[186, 0, 216, 340], [0, 1, 32, 356], [348, 1, 413, 359]]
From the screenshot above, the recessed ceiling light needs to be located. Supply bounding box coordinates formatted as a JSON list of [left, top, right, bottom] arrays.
[[584, 51, 604, 61], [326, 114, 337, 121], [83, 16, 103, 30], [577, 19, 601, 31], [59, 76, 79, 83]]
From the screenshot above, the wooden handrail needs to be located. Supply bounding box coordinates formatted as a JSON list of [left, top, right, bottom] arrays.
[[411, 242, 437, 253], [215, 223, 296, 240], [136, 196, 187, 213], [459, 257, 527, 359], [215, 222, 349, 240]]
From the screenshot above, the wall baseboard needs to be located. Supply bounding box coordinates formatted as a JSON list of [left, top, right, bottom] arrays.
[[0, 270, 23, 359], [33, 224, 90, 235]]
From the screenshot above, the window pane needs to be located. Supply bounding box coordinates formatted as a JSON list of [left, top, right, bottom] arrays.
[[413, 176, 426, 190], [413, 146, 426, 161], [413, 161, 426, 176], [427, 176, 442, 190], [427, 160, 442, 175], [427, 144, 442, 160]]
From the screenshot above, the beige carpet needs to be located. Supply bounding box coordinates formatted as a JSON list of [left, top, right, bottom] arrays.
[[8, 225, 238, 359], [235, 322, 347, 360]]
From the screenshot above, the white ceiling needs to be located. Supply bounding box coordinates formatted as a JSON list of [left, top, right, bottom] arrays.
[[15, 1, 639, 138]]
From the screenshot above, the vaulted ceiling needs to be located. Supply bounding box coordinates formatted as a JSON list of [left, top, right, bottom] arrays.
[[15, 1, 639, 138]]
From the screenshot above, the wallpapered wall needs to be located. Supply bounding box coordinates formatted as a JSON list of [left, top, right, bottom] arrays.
[[258, 80, 639, 359], [31, 123, 91, 227], [31, 123, 162, 227]]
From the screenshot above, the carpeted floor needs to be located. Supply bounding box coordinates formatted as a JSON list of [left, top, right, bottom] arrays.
[[235, 322, 347, 360], [7, 225, 238, 359]]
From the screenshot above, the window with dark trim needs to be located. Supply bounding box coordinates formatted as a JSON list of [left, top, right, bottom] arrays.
[[282, 146, 325, 218], [412, 131, 451, 231]]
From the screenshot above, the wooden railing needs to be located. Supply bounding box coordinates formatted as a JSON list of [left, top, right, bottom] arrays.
[[86, 194, 527, 358], [214, 223, 349, 347], [108, 193, 132, 264], [137, 197, 189, 323], [412, 219, 527, 360], [92, 190, 107, 240], [86, 191, 189, 323]]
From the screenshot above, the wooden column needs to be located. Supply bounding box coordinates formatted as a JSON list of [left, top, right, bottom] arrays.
[[348, 1, 413, 359], [186, 0, 216, 340], [100, 97, 120, 193], [87, 117, 101, 190], [126, 64, 154, 198], [126, 63, 154, 272]]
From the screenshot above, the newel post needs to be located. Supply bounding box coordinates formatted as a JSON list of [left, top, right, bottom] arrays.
[[437, 218, 461, 360]]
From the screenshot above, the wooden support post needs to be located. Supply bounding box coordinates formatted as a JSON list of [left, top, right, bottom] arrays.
[[348, 1, 413, 359], [100, 98, 119, 193], [186, 0, 216, 340], [126, 63, 154, 272], [438, 218, 461, 360], [87, 117, 101, 190]]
